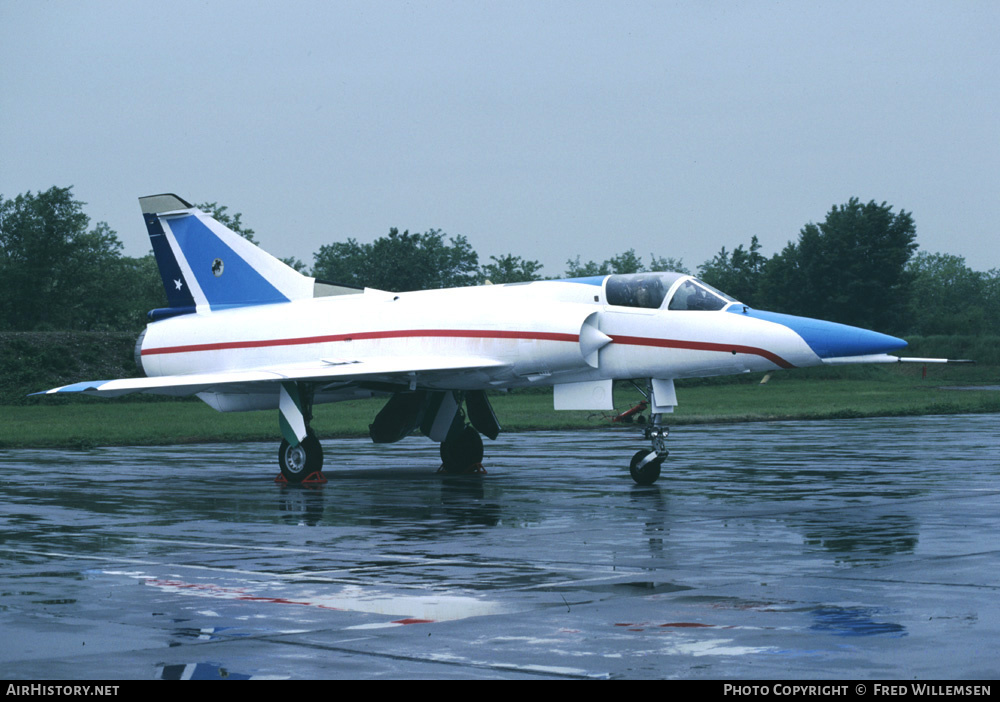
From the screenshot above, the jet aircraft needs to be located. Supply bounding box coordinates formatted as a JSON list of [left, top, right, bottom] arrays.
[[37, 194, 952, 485]]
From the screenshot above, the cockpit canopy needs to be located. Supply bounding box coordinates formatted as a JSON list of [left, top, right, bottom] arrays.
[[605, 273, 738, 311]]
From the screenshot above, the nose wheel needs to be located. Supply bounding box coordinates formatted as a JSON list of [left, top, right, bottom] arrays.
[[630, 449, 664, 485]]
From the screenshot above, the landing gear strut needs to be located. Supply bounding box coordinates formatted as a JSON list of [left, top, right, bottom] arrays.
[[277, 382, 325, 484], [628, 380, 670, 485]]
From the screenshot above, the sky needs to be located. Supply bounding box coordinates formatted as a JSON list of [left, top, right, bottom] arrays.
[[2, 0, 998, 278]]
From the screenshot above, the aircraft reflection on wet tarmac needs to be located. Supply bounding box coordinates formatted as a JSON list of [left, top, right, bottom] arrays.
[[1, 414, 998, 679]]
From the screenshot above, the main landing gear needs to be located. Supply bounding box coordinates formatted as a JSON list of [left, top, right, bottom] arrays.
[[276, 382, 326, 484], [370, 388, 496, 475], [275, 386, 499, 484], [436, 390, 497, 474]]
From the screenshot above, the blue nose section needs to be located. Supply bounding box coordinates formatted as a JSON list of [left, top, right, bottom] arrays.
[[736, 309, 907, 359]]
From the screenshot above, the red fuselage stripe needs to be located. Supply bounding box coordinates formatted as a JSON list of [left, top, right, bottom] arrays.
[[141, 329, 579, 356], [141, 329, 794, 368], [609, 335, 795, 369]]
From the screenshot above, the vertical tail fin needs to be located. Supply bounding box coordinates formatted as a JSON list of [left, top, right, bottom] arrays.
[[140, 194, 314, 314]]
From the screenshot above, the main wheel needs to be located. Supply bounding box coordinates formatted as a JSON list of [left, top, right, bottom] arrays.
[[440, 425, 484, 474], [629, 449, 663, 486], [278, 431, 323, 483]]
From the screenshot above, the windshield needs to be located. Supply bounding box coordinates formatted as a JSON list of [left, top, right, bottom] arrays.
[[667, 278, 736, 311]]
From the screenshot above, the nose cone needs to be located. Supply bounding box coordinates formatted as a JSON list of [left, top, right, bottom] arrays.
[[799, 319, 908, 359], [741, 309, 907, 359]]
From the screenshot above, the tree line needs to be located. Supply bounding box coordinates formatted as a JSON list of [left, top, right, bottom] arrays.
[[2, 186, 997, 336]]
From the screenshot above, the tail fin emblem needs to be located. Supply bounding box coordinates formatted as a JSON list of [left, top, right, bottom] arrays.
[[212, 258, 224, 277]]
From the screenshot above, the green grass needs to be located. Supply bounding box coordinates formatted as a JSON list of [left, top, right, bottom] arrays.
[[2, 364, 997, 449]]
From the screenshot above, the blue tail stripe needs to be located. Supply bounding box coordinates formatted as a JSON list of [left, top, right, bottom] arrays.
[[165, 214, 289, 309], [145, 213, 196, 310]]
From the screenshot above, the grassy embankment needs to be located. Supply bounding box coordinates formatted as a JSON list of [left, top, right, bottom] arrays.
[[1, 331, 997, 449]]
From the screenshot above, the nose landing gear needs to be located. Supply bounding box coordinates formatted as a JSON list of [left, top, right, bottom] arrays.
[[627, 379, 672, 485], [630, 420, 667, 485]]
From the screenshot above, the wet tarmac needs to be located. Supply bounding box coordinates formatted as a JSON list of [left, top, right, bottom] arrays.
[[1, 414, 998, 680]]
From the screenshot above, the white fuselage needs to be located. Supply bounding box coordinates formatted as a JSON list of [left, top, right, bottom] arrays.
[[137, 279, 820, 394]]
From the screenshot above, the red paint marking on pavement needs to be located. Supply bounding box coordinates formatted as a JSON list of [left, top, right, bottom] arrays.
[[144, 578, 344, 611], [392, 618, 436, 625]]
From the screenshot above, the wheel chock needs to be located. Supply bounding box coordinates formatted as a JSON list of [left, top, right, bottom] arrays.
[[437, 462, 487, 475], [273, 471, 327, 485]]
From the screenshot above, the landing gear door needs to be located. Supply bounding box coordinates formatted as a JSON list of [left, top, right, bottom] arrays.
[[650, 378, 676, 414]]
